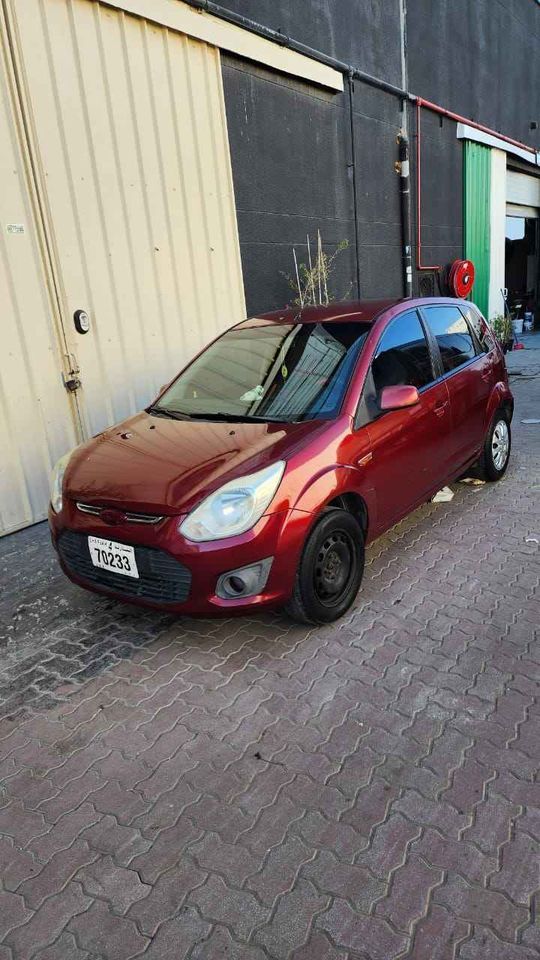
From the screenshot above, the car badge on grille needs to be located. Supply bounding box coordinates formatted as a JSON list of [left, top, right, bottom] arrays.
[[100, 508, 126, 525]]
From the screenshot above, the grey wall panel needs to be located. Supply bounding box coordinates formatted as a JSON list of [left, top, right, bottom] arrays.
[[217, 0, 403, 86], [222, 56, 405, 314], [407, 0, 540, 150], [352, 87, 404, 299], [411, 106, 463, 283], [222, 57, 357, 314]]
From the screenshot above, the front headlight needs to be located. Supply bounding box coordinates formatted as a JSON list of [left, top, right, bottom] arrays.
[[50, 450, 76, 514], [179, 460, 286, 542]]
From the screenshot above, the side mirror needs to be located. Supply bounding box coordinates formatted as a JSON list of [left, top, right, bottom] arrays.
[[379, 384, 420, 411]]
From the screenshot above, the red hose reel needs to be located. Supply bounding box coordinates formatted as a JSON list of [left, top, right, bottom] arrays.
[[448, 259, 475, 298]]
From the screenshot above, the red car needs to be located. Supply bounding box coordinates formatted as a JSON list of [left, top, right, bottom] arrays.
[[49, 297, 513, 624]]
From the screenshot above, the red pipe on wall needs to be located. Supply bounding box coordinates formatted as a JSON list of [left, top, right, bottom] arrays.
[[417, 96, 537, 156], [414, 95, 538, 272]]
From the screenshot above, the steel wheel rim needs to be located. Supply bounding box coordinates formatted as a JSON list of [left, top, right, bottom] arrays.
[[314, 530, 356, 608], [492, 419, 509, 470]]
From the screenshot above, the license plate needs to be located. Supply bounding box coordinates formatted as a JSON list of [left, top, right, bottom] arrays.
[[88, 536, 139, 578]]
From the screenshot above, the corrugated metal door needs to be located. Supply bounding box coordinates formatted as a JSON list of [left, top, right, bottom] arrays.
[[464, 141, 491, 317], [507, 169, 540, 209], [10, 0, 245, 440], [0, 4, 79, 535]]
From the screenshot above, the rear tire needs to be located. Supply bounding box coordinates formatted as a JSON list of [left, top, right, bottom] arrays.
[[477, 411, 511, 481], [284, 508, 364, 625]]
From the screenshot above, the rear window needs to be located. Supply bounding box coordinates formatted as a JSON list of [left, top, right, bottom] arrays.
[[423, 306, 476, 373]]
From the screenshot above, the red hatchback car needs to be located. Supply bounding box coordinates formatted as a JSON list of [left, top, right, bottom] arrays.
[[49, 297, 513, 623]]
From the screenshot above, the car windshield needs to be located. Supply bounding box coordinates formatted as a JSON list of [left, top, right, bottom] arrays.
[[151, 321, 371, 423]]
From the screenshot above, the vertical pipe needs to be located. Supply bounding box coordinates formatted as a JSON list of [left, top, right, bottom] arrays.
[[398, 133, 413, 297], [347, 72, 362, 298]]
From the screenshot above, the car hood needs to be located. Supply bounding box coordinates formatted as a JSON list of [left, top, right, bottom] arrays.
[[65, 411, 322, 515]]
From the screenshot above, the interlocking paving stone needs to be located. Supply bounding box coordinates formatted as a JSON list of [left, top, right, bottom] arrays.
[[0, 889, 33, 943], [317, 898, 409, 957], [32, 931, 91, 960], [74, 855, 151, 914], [4, 884, 91, 958], [191, 926, 268, 960], [254, 879, 329, 958], [458, 927, 540, 960], [433, 873, 529, 941], [132, 906, 211, 960], [0, 373, 538, 958], [126, 858, 207, 936], [408, 903, 469, 960], [17, 840, 98, 909], [67, 898, 149, 959]]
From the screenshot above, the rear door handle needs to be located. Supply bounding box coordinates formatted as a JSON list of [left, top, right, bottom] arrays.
[[434, 400, 449, 417]]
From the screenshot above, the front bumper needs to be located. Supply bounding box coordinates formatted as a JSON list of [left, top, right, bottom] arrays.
[[48, 500, 313, 615]]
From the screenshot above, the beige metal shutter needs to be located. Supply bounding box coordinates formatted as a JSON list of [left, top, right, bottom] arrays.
[[507, 170, 540, 210], [10, 0, 245, 441], [0, 6, 79, 535]]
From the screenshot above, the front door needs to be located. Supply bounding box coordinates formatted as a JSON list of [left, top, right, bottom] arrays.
[[355, 309, 452, 535]]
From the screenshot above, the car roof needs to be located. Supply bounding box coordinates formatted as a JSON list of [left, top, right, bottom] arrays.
[[236, 297, 477, 328], [236, 299, 403, 327]]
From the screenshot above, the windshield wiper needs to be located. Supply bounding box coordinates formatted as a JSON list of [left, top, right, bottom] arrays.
[[185, 412, 290, 424], [147, 406, 192, 421]]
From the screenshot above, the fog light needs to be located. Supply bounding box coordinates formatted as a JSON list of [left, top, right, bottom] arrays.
[[216, 557, 273, 600]]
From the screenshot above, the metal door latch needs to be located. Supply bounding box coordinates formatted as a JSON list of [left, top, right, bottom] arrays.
[[63, 373, 81, 392], [62, 354, 81, 392]]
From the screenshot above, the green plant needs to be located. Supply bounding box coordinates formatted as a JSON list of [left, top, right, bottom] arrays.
[[490, 313, 513, 343], [284, 232, 350, 308]]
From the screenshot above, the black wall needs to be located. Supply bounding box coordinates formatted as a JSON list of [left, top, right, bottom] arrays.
[[222, 57, 404, 314], [407, 0, 540, 151], [411, 106, 463, 281], [217, 0, 403, 84], [219, 0, 538, 314], [222, 59, 357, 315]]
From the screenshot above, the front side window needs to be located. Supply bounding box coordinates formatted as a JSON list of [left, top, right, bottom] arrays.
[[423, 305, 476, 373], [152, 321, 370, 423], [371, 310, 434, 395]]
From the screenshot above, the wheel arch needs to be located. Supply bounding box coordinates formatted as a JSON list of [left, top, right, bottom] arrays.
[[292, 465, 372, 542], [324, 491, 369, 539], [485, 381, 514, 432]]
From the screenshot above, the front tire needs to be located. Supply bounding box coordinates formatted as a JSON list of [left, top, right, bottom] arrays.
[[284, 508, 364, 624], [478, 411, 511, 481]]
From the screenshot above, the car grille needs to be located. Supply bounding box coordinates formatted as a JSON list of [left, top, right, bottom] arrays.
[[76, 503, 163, 524], [57, 531, 191, 604]]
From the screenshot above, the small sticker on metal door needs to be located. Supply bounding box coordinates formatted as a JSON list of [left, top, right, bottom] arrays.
[[6, 223, 25, 235]]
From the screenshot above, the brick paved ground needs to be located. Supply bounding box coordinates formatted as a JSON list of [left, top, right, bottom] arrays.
[[0, 355, 539, 959]]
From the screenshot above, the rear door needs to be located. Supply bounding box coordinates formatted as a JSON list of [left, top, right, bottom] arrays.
[[420, 304, 492, 471], [354, 308, 452, 532]]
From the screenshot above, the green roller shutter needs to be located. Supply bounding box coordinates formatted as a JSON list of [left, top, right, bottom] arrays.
[[463, 141, 491, 317]]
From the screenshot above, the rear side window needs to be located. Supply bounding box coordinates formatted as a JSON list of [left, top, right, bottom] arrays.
[[372, 310, 434, 394], [423, 306, 476, 373], [460, 305, 493, 353]]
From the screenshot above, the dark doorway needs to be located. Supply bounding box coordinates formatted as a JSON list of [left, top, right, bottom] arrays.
[[505, 215, 540, 324]]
